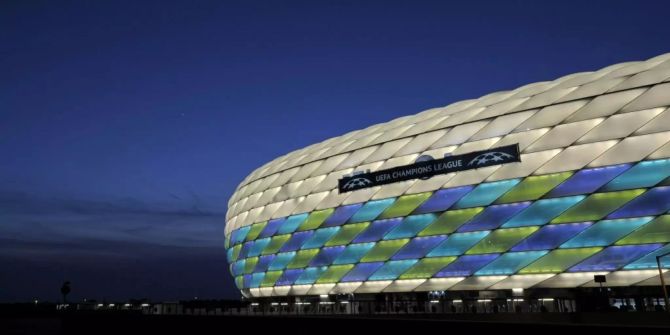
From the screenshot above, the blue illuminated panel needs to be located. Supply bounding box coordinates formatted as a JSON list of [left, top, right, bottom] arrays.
[[547, 164, 630, 198], [453, 179, 520, 209], [349, 199, 395, 223], [255, 255, 276, 272], [570, 244, 663, 272], [243, 274, 252, 288], [258, 218, 285, 238], [458, 202, 530, 232], [249, 273, 265, 288], [333, 243, 376, 265], [309, 246, 346, 267], [279, 231, 314, 252], [277, 213, 309, 235], [602, 159, 670, 191], [607, 187, 670, 219], [435, 254, 500, 277], [301, 227, 340, 249], [384, 214, 437, 239], [268, 252, 297, 270], [624, 244, 670, 270], [475, 251, 547, 275], [247, 238, 271, 257], [276, 269, 304, 286], [369, 260, 418, 280], [322, 204, 363, 227], [511, 223, 592, 251], [230, 226, 251, 246], [391, 236, 447, 260], [503, 196, 585, 228], [239, 241, 253, 259], [352, 218, 403, 243], [341, 262, 384, 282], [413, 186, 474, 214], [561, 217, 653, 248], [294, 266, 328, 285], [428, 231, 490, 257], [232, 260, 245, 276]]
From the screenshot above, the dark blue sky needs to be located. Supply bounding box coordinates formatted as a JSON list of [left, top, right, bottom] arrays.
[[1, 0, 669, 302]]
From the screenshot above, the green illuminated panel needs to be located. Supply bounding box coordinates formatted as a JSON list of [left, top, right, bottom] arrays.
[[286, 249, 319, 269], [260, 271, 283, 287], [244, 257, 258, 274], [466, 227, 538, 254], [399, 257, 457, 279], [617, 215, 670, 245], [378, 192, 432, 219], [231, 244, 241, 262], [520, 247, 602, 274], [316, 265, 355, 283], [298, 209, 334, 231], [262, 234, 291, 255], [325, 222, 370, 246], [497, 172, 573, 203], [551, 189, 645, 224], [246, 222, 267, 241], [360, 239, 410, 262], [235, 276, 244, 289], [225, 234, 231, 249], [418, 207, 484, 236]]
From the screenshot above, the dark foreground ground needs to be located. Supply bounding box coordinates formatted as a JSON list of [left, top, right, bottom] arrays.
[[3, 312, 670, 335]]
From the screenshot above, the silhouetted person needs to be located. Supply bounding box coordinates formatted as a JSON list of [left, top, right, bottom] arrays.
[[540, 305, 548, 313], [60, 281, 71, 304], [493, 304, 499, 314]]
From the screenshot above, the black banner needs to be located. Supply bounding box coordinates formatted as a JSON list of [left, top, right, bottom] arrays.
[[338, 144, 521, 193]]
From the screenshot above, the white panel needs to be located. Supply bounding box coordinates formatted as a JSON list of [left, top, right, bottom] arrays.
[[514, 100, 587, 132], [414, 277, 465, 291], [470, 111, 534, 141], [489, 274, 556, 289], [534, 272, 608, 288], [486, 149, 561, 181], [241, 192, 263, 212], [511, 86, 576, 112], [292, 191, 330, 214], [341, 186, 381, 205], [313, 168, 353, 193], [400, 116, 449, 137], [289, 285, 312, 296], [555, 77, 627, 103], [405, 173, 456, 194], [309, 154, 349, 177], [443, 166, 500, 188], [434, 107, 486, 129], [648, 141, 670, 159], [495, 128, 549, 152], [535, 141, 617, 175], [247, 288, 261, 298], [329, 282, 362, 294], [267, 167, 300, 189], [293, 175, 327, 197], [289, 161, 324, 183], [429, 121, 489, 149], [258, 287, 274, 297], [394, 130, 448, 157], [256, 201, 282, 222], [634, 270, 669, 286], [272, 286, 292, 296], [307, 284, 336, 295], [448, 276, 507, 290], [611, 66, 670, 92], [509, 82, 557, 100], [635, 108, 670, 135], [362, 138, 413, 164], [368, 125, 414, 146], [315, 189, 349, 210], [354, 281, 392, 293], [273, 181, 301, 202], [576, 108, 663, 144], [451, 137, 500, 155], [340, 132, 383, 153], [376, 154, 419, 171], [270, 198, 301, 219], [589, 132, 670, 167], [468, 97, 529, 121], [473, 91, 517, 108], [334, 146, 379, 170], [620, 82, 670, 113], [370, 180, 415, 200], [256, 187, 282, 207], [383, 279, 426, 292], [526, 119, 603, 153], [565, 88, 647, 123], [581, 270, 660, 287]]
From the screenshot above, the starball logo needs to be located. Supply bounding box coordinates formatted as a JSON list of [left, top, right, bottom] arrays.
[[468, 151, 515, 166]]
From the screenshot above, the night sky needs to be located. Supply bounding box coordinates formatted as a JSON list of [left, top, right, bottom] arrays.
[[1, 0, 669, 302]]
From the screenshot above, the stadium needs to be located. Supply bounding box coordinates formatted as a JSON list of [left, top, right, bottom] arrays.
[[224, 53, 670, 313]]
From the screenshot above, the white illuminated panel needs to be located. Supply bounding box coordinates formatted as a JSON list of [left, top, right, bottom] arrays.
[[526, 119, 603, 152], [634, 108, 670, 135], [535, 141, 617, 175], [489, 274, 556, 289], [354, 281, 392, 293], [565, 88, 647, 123], [588, 132, 670, 166], [329, 282, 362, 294], [449, 276, 507, 290], [383, 280, 426, 292], [576, 108, 663, 144], [307, 284, 336, 295], [535, 272, 608, 288], [289, 285, 312, 296], [414, 278, 465, 291], [620, 82, 670, 113], [581, 270, 660, 287]]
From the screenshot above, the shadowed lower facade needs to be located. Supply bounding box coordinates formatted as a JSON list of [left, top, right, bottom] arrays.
[[224, 53, 670, 312]]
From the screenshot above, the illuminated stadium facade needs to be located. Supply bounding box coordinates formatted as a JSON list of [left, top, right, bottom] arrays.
[[225, 54, 670, 312]]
